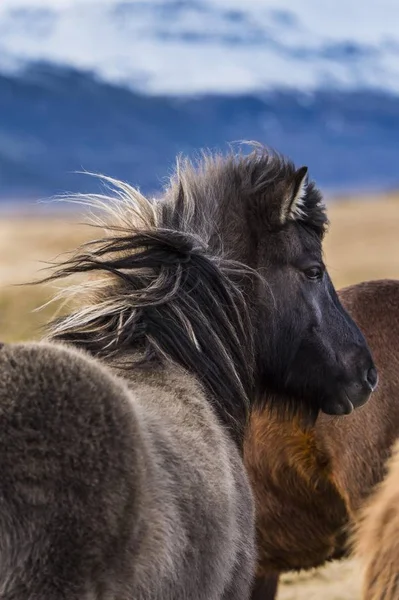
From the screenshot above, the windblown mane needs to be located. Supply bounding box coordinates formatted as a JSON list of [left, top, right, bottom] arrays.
[[44, 177, 257, 441], [43, 146, 327, 440]]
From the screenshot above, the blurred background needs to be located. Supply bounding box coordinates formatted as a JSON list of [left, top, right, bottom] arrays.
[[0, 2, 398, 597], [2, 0, 399, 199]]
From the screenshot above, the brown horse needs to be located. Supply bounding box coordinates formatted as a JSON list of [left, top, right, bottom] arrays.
[[355, 437, 399, 600], [244, 278, 399, 600]]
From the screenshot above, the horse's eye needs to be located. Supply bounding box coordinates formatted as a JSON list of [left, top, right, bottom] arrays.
[[304, 266, 324, 281]]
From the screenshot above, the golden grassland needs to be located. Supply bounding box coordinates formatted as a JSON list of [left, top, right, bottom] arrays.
[[1, 193, 398, 343], [0, 193, 398, 599], [0, 215, 93, 341]]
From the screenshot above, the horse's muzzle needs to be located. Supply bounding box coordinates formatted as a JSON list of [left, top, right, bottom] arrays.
[[321, 362, 378, 416]]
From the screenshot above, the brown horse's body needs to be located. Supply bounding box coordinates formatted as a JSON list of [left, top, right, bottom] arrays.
[[245, 279, 399, 599], [355, 438, 399, 600]]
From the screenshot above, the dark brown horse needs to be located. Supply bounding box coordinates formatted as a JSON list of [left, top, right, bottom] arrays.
[[0, 147, 376, 599], [245, 278, 399, 600]]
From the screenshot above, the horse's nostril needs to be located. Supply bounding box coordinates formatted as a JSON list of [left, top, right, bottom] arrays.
[[365, 366, 378, 391]]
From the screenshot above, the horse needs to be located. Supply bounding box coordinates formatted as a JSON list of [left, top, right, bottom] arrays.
[[355, 437, 399, 600], [244, 278, 399, 600], [0, 147, 375, 598]]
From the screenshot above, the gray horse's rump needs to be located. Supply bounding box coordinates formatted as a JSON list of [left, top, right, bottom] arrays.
[[0, 342, 255, 599]]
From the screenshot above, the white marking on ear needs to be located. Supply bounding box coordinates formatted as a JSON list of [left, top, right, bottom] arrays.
[[290, 173, 307, 220], [280, 166, 308, 224]]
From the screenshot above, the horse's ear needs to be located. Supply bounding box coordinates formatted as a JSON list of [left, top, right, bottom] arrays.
[[280, 166, 308, 224]]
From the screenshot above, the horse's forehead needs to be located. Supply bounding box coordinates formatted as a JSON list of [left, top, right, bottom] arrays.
[[218, 177, 287, 215], [264, 222, 322, 262]]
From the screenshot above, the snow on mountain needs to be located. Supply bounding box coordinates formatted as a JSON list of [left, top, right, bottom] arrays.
[[1, 1, 399, 199], [1, 0, 399, 95]]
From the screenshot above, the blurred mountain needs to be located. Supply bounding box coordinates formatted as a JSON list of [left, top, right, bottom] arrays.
[[1, 0, 399, 199]]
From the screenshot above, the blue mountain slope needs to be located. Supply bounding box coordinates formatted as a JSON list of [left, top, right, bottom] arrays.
[[1, 63, 399, 199]]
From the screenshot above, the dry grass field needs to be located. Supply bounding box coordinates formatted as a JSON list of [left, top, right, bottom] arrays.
[[0, 193, 399, 599]]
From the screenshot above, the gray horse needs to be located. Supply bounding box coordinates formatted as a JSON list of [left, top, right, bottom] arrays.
[[0, 340, 253, 599], [0, 147, 375, 599]]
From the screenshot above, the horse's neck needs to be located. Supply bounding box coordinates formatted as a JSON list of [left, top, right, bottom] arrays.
[[245, 409, 332, 486], [245, 408, 349, 575], [107, 352, 198, 394], [105, 351, 215, 429]]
